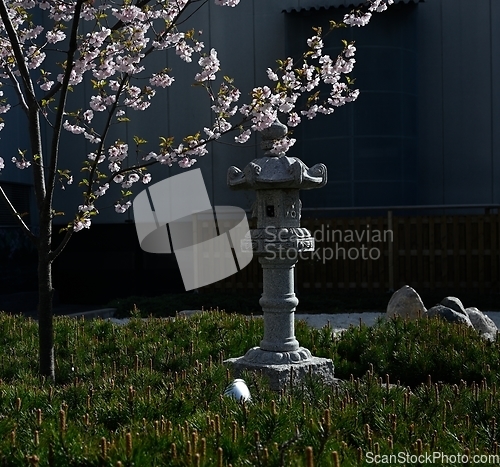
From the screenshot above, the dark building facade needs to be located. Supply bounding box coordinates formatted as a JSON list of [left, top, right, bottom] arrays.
[[286, 0, 420, 209], [1, 0, 500, 301]]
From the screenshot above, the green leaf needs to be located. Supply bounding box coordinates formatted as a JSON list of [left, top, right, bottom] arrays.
[[159, 136, 174, 149], [329, 20, 346, 30], [183, 132, 200, 144], [41, 98, 54, 107], [133, 135, 147, 145]]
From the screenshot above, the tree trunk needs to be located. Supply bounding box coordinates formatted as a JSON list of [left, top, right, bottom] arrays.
[[37, 220, 55, 381]]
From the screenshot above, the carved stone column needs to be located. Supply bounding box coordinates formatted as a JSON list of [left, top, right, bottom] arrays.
[[225, 121, 335, 390]]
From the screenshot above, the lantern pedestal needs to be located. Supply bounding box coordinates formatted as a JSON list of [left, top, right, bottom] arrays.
[[225, 355, 336, 392], [224, 120, 335, 391]]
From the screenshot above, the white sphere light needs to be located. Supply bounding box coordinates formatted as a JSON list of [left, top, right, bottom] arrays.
[[224, 379, 251, 402]]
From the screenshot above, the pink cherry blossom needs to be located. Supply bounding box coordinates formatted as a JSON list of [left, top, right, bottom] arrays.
[[46, 29, 66, 44], [195, 48, 220, 82], [94, 184, 109, 197], [215, 0, 240, 6], [369, 0, 394, 12], [0, 0, 390, 225], [271, 137, 296, 155], [11, 157, 31, 169], [235, 129, 251, 144], [150, 73, 174, 88], [115, 201, 132, 213], [63, 121, 85, 134], [287, 112, 301, 128], [344, 12, 372, 27], [73, 218, 91, 232], [178, 157, 196, 168], [40, 81, 54, 91]]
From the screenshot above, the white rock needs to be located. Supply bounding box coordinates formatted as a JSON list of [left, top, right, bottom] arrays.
[[427, 305, 473, 327], [386, 285, 426, 320], [466, 307, 498, 341], [441, 297, 467, 316]]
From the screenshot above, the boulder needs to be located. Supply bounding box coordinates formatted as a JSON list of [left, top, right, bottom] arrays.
[[465, 307, 498, 341], [440, 296, 467, 316], [177, 310, 204, 317], [427, 305, 473, 327], [386, 285, 427, 320]]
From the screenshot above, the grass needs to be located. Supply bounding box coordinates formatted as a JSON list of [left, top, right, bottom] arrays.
[[0, 310, 499, 465]]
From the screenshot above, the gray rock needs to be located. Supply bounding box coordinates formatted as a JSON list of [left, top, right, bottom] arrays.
[[427, 305, 473, 327], [465, 307, 498, 341], [386, 285, 427, 320], [177, 310, 204, 317], [440, 296, 467, 316]]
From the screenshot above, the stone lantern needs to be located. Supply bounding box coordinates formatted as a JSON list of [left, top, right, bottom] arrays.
[[225, 121, 335, 390]]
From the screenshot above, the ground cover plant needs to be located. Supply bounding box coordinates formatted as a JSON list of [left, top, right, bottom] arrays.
[[0, 311, 499, 465]]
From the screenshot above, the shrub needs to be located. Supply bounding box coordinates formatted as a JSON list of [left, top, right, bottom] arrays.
[[323, 316, 500, 387], [0, 311, 498, 465]]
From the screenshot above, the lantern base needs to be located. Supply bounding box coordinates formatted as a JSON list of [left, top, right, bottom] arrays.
[[241, 346, 312, 364], [224, 353, 337, 392]]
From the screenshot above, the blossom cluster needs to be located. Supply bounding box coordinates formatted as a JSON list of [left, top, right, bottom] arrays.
[[0, 0, 392, 232]]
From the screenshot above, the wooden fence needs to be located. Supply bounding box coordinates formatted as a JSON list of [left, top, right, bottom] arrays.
[[203, 213, 500, 293]]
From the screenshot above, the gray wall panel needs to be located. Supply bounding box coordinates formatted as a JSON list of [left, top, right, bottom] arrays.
[[417, 0, 444, 204], [419, 0, 497, 205], [492, 0, 500, 203], [440, 0, 465, 203]]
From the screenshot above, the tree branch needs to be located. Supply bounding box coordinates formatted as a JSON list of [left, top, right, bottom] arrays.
[[143, 0, 197, 58], [0, 184, 36, 243], [85, 76, 130, 202], [49, 228, 73, 262], [175, 0, 209, 27], [0, 0, 37, 106], [102, 113, 253, 185], [5, 67, 29, 115], [0, 0, 46, 213], [46, 0, 86, 212]]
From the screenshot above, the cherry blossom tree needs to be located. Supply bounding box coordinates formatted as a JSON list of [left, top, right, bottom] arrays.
[[0, 0, 393, 380]]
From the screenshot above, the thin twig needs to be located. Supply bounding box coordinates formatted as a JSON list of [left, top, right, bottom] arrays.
[[0, 184, 36, 243]]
